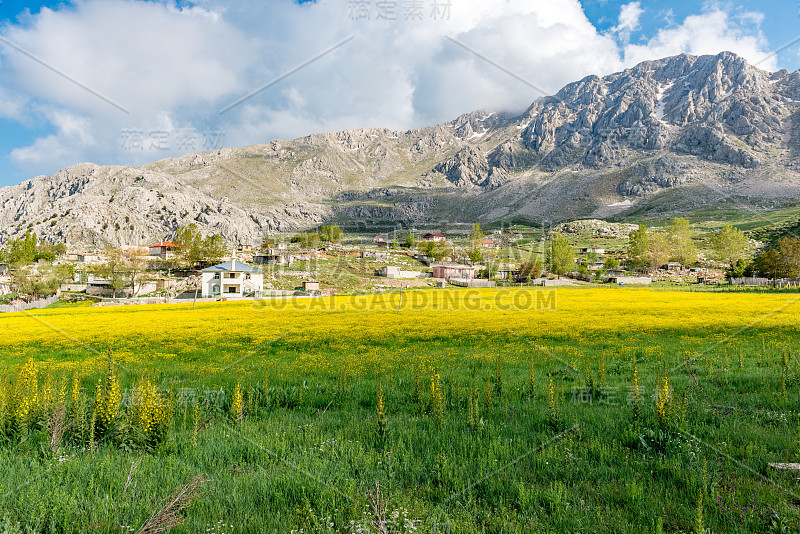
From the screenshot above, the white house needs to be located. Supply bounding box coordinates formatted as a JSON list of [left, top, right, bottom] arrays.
[[376, 266, 423, 279], [423, 233, 446, 242], [201, 260, 263, 298]]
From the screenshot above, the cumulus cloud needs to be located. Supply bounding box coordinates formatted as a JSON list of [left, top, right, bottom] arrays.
[[9, 108, 95, 170], [612, 2, 644, 34], [622, 6, 776, 70], [0, 0, 780, 180]]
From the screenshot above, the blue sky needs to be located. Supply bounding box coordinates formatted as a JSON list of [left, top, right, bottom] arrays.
[[0, 0, 798, 189]]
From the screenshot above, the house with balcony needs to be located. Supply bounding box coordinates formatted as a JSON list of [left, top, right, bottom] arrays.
[[201, 260, 263, 298]]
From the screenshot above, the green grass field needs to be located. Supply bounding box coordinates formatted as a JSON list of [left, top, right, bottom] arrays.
[[0, 288, 798, 533]]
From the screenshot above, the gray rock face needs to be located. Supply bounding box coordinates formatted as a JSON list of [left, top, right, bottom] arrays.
[[517, 51, 789, 170], [618, 156, 692, 196], [2, 51, 800, 246], [428, 146, 508, 189]]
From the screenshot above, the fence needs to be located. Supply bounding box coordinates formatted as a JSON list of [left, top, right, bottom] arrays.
[[729, 277, 800, 287], [0, 294, 59, 313]]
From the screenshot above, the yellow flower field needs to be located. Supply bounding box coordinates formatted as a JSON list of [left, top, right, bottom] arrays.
[[2, 287, 798, 378]]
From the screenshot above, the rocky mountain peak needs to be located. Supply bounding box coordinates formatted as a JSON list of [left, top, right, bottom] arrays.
[[2, 52, 800, 247]]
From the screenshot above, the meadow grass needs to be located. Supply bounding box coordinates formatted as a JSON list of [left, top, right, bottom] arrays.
[[0, 287, 798, 533]]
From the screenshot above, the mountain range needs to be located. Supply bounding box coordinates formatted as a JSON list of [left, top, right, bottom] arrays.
[[2, 51, 800, 247]]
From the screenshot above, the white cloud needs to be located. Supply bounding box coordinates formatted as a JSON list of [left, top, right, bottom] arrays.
[[0, 0, 780, 181], [10, 108, 95, 170], [0, 84, 26, 120], [622, 6, 775, 70], [612, 2, 644, 34]]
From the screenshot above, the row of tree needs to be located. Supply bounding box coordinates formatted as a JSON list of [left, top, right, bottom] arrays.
[[0, 224, 233, 300], [91, 248, 150, 298], [505, 220, 756, 282], [625, 219, 800, 279], [0, 231, 67, 268], [626, 219, 751, 271], [0, 232, 73, 300], [288, 224, 345, 248], [173, 224, 228, 269], [750, 237, 800, 279]]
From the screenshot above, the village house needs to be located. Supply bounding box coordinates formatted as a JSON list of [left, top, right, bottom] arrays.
[[423, 233, 446, 242], [148, 241, 182, 260], [376, 266, 423, 279], [431, 263, 476, 280], [201, 260, 263, 298], [372, 235, 390, 248], [253, 248, 293, 266], [67, 252, 102, 264], [579, 247, 605, 255], [302, 281, 320, 291], [496, 269, 519, 280], [576, 256, 605, 271]]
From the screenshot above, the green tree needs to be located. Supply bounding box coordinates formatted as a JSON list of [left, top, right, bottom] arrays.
[[648, 231, 671, 269], [627, 225, 650, 268], [294, 232, 321, 249], [479, 261, 499, 279], [667, 218, 698, 266], [174, 224, 205, 268], [710, 225, 750, 269], [319, 224, 343, 243], [261, 235, 277, 250], [603, 257, 621, 270], [174, 224, 229, 268], [545, 233, 574, 278], [125, 252, 150, 297], [93, 248, 129, 298], [5, 231, 38, 267], [404, 231, 415, 248], [728, 259, 748, 278], [467, 247, 483, 264], [418, 240, 449, 261], [778, 237, 800, 278], [417, 240, 433, 256], [470, 223, 484, 242], [35, 242, 67, 263], [754, 248, 782, 279], [13, 263, 73, 300], [203, 235, 228, 266], [518, 258, 543, 283]]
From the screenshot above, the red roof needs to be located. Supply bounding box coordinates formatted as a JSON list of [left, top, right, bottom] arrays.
[[424, 233, 445, 238], [149, 241, 182, 248]]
